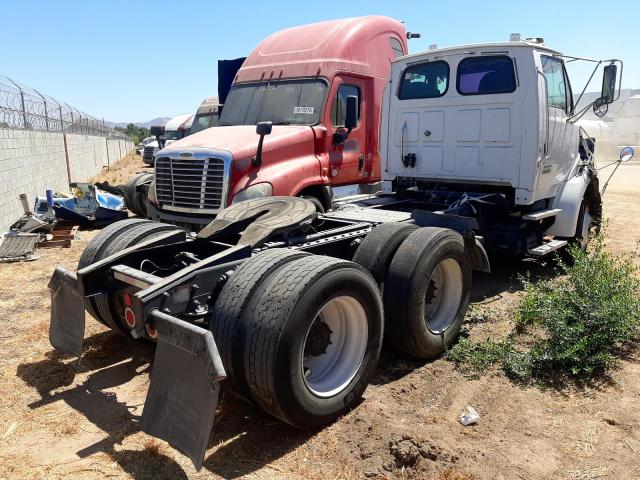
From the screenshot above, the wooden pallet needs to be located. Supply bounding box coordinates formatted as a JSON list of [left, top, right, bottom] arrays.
[[37, 224, 79, 248]]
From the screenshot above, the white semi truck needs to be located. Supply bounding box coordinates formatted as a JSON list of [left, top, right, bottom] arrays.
[[48, 37, 632, 468], [142, 113, 195, 165]]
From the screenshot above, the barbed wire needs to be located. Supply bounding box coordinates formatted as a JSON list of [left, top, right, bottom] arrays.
[[0, 73, 130, 139]]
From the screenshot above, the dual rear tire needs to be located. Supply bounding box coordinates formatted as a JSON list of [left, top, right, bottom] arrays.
[[209, 223, 471, 429], [354, 224, 471, 359], [209, 250, 383, 428], [79, 218, 183, 334]]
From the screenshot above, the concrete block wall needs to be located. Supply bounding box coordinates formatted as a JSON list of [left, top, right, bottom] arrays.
[[0, 128, 133, 231]]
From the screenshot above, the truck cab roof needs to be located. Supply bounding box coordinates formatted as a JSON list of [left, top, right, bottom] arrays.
[[397, 40, 562, 64], [165, 113, 195, 131], [235, 16, 407, 83], [196, 97, 221, 115]]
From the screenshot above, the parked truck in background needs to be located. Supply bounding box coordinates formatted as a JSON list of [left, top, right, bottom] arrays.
[[48, 33, 630, 470], [189, 96, 221, 134], [126, 99, 225, 217], [144, 16, 413, 229], [142, 113, 194, 165]]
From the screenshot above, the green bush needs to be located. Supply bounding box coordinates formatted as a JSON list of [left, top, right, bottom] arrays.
[[505, 236, 640, 379], [447, 337, 513, 374]]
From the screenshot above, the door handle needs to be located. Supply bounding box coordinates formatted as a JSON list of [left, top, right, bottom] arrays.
[[358, 154, 365, 171]]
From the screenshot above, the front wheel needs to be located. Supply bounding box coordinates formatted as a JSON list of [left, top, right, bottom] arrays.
[[242, 255, 383, 428]]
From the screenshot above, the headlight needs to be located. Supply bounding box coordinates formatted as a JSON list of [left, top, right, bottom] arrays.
[[232, 182, 273, 204], [147, 179, 157, 205]]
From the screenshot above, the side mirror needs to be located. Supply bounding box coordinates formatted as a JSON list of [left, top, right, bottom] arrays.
[[344, 95, 358, 130], [600, 64, 617, 104], [256, 121, 273, 137], [150, 125, 165, 138], [620, 146, 634, 163], [150, 125, 166, 148], [333, 95, 359, 145], [252, 121, 273, 168]]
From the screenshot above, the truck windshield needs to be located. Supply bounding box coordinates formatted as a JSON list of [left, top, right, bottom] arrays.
[[220, 79, 327, 126], [190, 113, 220, 134], [164, 130, 184, 141]]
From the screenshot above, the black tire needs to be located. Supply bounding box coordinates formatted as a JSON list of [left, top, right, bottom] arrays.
[[79, 218, 151, 327], [301, 195, 325, 214], [78, 218, 151, 270], [124, 173, 153, 217], [242, 255, 383, 428], [93, 222, 183, 334], [209, 248, 311, 400], [560, 187, 602, 264], [352, 222, 418, 287], [384, 227, 471, 359]]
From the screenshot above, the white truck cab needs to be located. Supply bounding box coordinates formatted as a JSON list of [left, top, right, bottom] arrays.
[[382, 38, 623, 250], [143, 113, 194, 165]]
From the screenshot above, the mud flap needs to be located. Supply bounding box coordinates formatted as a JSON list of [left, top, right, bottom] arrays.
[[48, 266, 86, 355], [141, 310, 226, 470]]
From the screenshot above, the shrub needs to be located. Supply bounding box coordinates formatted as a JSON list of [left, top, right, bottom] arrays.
[[505, 236, 640, 379], [447, 337, 513, 374]]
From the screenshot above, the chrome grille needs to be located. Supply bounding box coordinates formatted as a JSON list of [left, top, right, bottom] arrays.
[[143, 145, 155, 163], [155, 156, 226, 211]]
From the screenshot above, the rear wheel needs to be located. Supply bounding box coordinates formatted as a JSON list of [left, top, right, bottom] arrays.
[[94, 221, 183, 334], [384, 227, 471, 359], [242, 255, 383, 428], [78, 218, 151, 328], [352, 222, 418, 287], [209, 248, 311, 400]]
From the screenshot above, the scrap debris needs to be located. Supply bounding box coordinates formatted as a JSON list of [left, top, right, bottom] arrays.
[[0, 233, 40, 263], [5, 182, 129, 260]]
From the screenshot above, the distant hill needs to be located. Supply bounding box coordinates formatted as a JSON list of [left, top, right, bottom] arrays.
[[105, 117, 171, 129]]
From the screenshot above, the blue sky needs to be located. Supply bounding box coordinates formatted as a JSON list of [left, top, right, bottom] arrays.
[[2, 0, 638, 122]]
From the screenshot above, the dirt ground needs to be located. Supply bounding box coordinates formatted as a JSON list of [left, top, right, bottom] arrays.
[[1, 152, 639, 480]]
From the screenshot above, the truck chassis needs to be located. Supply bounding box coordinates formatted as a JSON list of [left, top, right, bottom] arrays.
[[49, 189, 572, 468]]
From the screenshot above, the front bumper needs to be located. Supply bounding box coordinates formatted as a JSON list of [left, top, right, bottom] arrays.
[[146, 200, 217, 231]]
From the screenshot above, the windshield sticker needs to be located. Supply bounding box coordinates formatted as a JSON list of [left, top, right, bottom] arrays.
[[293, 106, 314, 114]]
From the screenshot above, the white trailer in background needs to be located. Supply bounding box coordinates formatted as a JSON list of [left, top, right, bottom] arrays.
[[614, 95, 640, 146]]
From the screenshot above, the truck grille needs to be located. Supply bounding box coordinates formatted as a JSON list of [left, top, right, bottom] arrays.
[[155, 156, 225, 211], [143, 145, 155, 163]]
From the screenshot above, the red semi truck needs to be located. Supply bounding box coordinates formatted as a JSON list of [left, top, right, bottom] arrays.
[[145, 16, 414, 229]]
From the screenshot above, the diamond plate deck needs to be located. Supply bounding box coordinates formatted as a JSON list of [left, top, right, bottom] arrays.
[[323, 207, 412, 224]]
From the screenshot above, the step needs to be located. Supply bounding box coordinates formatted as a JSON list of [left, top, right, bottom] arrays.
[[522, 208, 562, 221], [527, 239, 568, 257]]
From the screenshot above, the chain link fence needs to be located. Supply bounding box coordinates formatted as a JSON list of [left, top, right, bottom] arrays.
[[0, 73, 129, 139]]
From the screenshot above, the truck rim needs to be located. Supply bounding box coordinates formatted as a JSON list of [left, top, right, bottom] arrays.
[[424, 258, 463, 334], [301, 295, 368, 398]]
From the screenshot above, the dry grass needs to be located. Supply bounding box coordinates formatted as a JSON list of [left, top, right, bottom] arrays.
[[89, 149, 151, 186], [1, 153, 640, 480]]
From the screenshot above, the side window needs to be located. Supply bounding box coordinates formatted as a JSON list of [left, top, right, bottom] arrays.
[[541, 56, 568, 111], [398, 61, 449, 100], [457, 56, 516, 95], [331, 84, 360, 127], [390, 37, 405, 58]]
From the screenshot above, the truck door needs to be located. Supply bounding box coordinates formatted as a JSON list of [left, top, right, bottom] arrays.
[[537, 54, 577, 192], [326, 77, 369, 185]]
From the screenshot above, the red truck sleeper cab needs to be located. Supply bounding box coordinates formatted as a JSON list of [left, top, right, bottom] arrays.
[[147, 16, 407, 229]]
